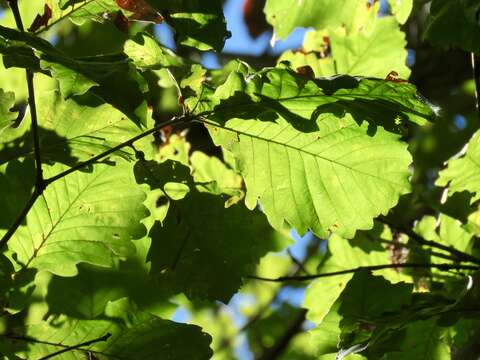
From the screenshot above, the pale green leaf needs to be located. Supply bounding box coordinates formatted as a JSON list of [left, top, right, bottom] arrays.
[[280, 17, 411, 79], [124, 32, 185, 70]]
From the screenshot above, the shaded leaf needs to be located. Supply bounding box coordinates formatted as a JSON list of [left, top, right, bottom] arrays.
[[424, 0, 480, 53], [1, 310, 212, 359], [135, 159, 290, 301]]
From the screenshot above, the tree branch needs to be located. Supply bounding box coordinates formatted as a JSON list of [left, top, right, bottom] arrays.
[[247, 263, 479, 282], [38, 333, 111, 360]]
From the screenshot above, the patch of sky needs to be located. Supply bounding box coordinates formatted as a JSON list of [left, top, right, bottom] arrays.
[[453, 114, 467, 130]]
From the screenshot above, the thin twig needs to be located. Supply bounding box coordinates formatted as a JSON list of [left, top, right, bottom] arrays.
[[38, 333, 111, 360], [247, 263, 479, 282]]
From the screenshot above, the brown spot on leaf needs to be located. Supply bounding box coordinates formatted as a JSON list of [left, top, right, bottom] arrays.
[[28, 4, 52, 32], [385, 71, 408, 83], [296, 65, 315, 79], [116, 0, 163, 23]]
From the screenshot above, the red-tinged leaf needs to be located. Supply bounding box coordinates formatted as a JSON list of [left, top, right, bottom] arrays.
[[243, 0, 270, 38], [385, 70, 408, 83], [28, 3, 52, 32], [114, 10, 130, 33], [296, 65, 315, 79], [116, 0, 163, 23]]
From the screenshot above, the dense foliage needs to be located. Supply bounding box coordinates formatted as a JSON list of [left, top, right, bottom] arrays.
[[0, 0, 479, 359]]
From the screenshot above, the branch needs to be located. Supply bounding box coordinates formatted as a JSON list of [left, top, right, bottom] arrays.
[[247, 263, 479, 282], [38, 333, 111, 360]]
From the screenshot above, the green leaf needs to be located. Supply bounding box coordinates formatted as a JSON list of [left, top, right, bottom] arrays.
[[437, 130, 480, 201], [382, 318, 451, 360], [1, 311, 212, 359], [0, 89, 17, 135], [5, 161, 147, 276], [424, 0, 480, 53], [45, 261, 173, 319], [337, 271, 413, 348], [280, 17, 411, 79], [135, 159, 290, 301], [49, 0, 124, 28], [264, 0, 379, 40], [304, 225, 410, 325], [0, 26, 149, 125], [146, 0, 229, 51], [205, 68, 434, 238], [124, 32, 185, 70], [0, 90, 153, 170]]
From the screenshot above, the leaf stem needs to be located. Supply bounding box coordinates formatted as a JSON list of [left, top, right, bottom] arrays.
[[247, 263, 479, 282], [37, 333, 111, 360]]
